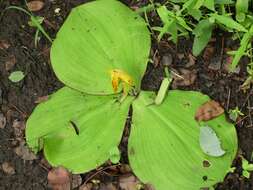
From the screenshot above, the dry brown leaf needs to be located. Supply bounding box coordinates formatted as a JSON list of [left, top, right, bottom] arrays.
[[0, 113, 6, 129], [12, 119, 25, 139], [144, 183, 156, 190], [185, 54, 196, 68], [0, 40, 10, 50], [35, 95, 49, 103], [1, 162, 15, 175], [48, 167, 71, 190], [5, 55, 16, 71], [203, 46, 215, 61], [27, 1, 44, 12], [195, 100, 224, 121]]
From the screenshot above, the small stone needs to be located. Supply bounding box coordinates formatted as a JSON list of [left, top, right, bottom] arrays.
[[208, 57, 221, 71], [72, 174, 82, 189], [119, 174, 140, 190], [2, 162, 15, 175], [0, 113, 6, 129], [79, 183, 93, 190], [161, 54, 173, 67], [5, 55, 16, 71], [14, 141, 37, 160]]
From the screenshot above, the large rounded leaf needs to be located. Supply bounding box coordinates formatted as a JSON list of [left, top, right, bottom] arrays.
[[129, 90, 237, 190], [51, 0, 150, 95], [26, 87, 132, 173]]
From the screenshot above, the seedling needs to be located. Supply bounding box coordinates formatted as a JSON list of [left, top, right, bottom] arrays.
[[26, 1, 238, 190], [5, 5, 52, 47], [229, 107, 244, 122], [241, 156, 253, 178]]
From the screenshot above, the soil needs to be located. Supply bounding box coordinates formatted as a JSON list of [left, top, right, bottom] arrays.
[[0, 0, 253, 190]]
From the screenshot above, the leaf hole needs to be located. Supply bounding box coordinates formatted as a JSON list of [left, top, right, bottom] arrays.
[[69, 120, 79, 135]]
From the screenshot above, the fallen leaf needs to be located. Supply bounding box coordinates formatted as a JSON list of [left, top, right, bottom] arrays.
[[35, 95, 49, 103], [1, 162, 15, 175], [72, 174, 82, 189], [171, 68, 197, 88], [185, 54, 196, 68], [119, 164, 131, 174], [0, 113, 6, 129], [27, 1, 44, 12], [8, 71, 25, 83], [0, 40, 10, 50], [195, 100, 224, 121], [79, 183, 93, 190], [5, 55, 16, 71], [203, 46, 215, 61], [119, 174, 140, 190], [48, 167, 71, 190], [144, 183, 156, 190], [14, 141, 37, 160]]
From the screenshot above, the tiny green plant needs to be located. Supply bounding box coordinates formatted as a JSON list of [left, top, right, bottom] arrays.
[[26, 1, 238, 189], [229, 107, 244, 121], [241, 156, 253, 178], [8, 71, 25, 83], [5, 5, 52, 47]]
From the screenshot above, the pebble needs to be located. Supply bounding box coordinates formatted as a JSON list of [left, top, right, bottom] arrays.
[[0, 113, 6, 129]]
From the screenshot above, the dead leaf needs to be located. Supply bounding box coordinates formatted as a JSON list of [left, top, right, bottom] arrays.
[[171, 68, 197, 88], [119, 174, 140, 190], [35, 95, 49, 103], [144, 183, 156, 190], [0, 113, 6, 129], [14, 141, 37, 160], [72, 174, 82, 189], [185, 54, 196, 68], [119, 164, 131, 174], [27, 1, 44, 12], [1, 162, 15, 175], [79, 183, 93, 190], [0, 40, 10, 50], [203, 46, 215, 61], [48, 167, 71, 190], [5, 55, 16, 71], [195, 100, 224, 121]]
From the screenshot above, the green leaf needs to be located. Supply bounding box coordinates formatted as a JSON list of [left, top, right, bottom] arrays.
[[243, 170, 250, 178], [199, 125, 226, 157], [203, 0, 215, 11], [129, 90, 237, 190], [109, 146, 121, 164], [8, 71, 25, 82], [51, 0, 150, 95], [188, 9, 202, 20], [231, 25, 253, 71], [193, 19, 214, 56], [214, 0, 235, 4], [211, 13, 248, 32], [236, 0, 249, 22], [26, 87, 132, 173]]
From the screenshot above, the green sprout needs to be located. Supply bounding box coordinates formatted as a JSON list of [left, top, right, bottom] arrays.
[[5, 5, 52, 47], [229, 107, 244, 122], [25, 1, 238, 190], [242, 156, 253, 178]]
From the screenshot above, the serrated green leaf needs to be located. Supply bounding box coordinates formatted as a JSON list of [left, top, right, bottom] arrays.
[[51, 0, 150, 95], [8, 71, 25, 82], [129, 90, 237, 190], [26, 87, 132, 173]]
